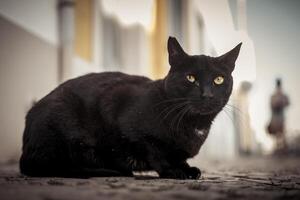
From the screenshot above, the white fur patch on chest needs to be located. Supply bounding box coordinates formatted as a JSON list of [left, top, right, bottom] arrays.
[[194, 128, 208, 137]]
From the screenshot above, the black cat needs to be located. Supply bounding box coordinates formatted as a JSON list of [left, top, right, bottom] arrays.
[[20, 37, 241, 179]]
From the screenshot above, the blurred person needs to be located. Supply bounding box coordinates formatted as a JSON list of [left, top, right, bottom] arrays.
[[267, 78, 290, 153]]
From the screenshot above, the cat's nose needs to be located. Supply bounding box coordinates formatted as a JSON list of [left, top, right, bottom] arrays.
[[202, 87, 214, 98]]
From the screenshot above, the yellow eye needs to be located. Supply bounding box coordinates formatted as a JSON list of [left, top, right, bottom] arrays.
[[214, 76, 224, 85], [186, 75, 195, 83]]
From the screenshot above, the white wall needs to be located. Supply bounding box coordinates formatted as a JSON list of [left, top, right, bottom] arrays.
[[0, 0, 59, 162], [0, 0, 58, 45]]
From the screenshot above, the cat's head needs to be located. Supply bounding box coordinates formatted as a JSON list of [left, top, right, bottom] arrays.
[[164, 36, 242, 115]]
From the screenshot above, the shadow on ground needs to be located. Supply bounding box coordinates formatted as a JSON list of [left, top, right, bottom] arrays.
[[0, 156, 299, 200]]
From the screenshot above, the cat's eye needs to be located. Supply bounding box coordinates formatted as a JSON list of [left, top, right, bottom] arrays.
[[186, 75, 195, 83], [214, 76, 224, 85]]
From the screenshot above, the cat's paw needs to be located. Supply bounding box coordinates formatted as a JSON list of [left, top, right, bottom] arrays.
[[184, 166, 201, 179], [160, 169, 188, 180]]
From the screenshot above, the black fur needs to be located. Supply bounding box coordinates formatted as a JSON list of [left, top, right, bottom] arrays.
[[20, 37, 241, 179]]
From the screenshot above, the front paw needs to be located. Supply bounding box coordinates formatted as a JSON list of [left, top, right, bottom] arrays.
[[184, 166, 201, 179], [160, 169, 188, 180]]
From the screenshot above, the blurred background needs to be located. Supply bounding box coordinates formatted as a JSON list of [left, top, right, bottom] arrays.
[[0, 0, 299, 164]]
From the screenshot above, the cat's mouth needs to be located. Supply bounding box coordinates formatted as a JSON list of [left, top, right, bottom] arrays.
[[190, 107, 218, 115], [189, 101, 224, 115]]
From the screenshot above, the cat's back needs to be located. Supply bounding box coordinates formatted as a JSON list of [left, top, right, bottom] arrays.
[[27, 72, 152, 119], [66, 72, 151, 91], [58, 72, 152, 100]]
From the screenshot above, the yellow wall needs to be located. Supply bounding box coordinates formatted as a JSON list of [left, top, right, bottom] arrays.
[[150, 0, 168, 79], [74, 0, 93, 61]]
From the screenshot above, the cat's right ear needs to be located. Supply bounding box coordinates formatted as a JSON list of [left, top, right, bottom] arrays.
[[167, 36, 187, 67]]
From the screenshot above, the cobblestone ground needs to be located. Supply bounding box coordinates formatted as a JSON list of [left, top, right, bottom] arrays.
[[0, 156, 299, 200]]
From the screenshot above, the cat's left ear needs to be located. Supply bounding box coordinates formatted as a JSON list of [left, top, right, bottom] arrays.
[[218, 43, 242, 72]]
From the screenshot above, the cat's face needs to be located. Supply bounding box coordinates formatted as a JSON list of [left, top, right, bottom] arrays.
[[164, 37, 242, 115]]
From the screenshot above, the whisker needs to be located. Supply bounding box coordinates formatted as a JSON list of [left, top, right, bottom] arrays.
[[151, 98, 190, 108], [225, 104, 247, 121], [176, 106, 191, 133], [155, 103, 180, 119], [222, 108, 235, 124], [169, 105, 188, 132], [154, 102, 189, 128], [162, 102, 189, 122], [226, 103, 243, 112], [223, 106, 248, 130]]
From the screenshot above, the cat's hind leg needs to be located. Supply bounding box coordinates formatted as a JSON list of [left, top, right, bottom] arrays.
[[19, 129, 70, 177]]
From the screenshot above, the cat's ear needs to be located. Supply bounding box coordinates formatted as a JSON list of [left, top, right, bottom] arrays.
[[218, 43, 242, 72], [167, 36, 187, 66]]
